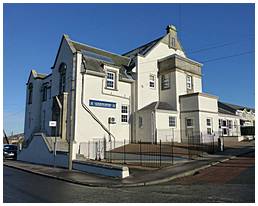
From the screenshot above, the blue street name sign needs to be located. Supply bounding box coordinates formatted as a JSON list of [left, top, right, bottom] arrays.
[[89, 99, 116, 109]]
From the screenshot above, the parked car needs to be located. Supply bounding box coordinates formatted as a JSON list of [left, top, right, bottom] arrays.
[[3, 144, 17, 160]]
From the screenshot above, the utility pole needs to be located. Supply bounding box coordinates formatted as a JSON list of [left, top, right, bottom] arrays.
[[68, 136, 73, 170], [3, 130, 9, 144]]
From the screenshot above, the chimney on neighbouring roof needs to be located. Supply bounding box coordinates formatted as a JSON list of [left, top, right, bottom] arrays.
[[166, 24, 177, 34]]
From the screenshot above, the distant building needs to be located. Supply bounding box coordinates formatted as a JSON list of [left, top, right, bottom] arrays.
[[4, 133, 24, 145], [19, 25, 255, 166]]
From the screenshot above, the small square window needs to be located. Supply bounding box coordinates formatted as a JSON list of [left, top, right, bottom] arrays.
[[186, 119, 193, 127], [149, 75, 155, 88]]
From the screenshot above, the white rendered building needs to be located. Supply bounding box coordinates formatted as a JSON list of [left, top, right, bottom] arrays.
[[19, 25, 255, 164]]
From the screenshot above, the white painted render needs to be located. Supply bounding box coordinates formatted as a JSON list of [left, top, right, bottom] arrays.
[[22, 26, 254, 169], [136, 42, 186, 110]]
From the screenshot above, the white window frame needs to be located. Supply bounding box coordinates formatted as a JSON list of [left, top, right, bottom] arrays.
[[121, 105, 129, 123], [186, 75, 192, 90], [169, 116, 176, 127], [106, 71, 116, 90], [206, 118, 213, 135], [149, 74, 155, 89]]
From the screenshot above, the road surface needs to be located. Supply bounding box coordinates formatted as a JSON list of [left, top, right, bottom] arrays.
[[3, 151, 254, 203]]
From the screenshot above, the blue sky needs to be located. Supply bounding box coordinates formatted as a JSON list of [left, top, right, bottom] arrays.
[[3, 3, 255, 135]]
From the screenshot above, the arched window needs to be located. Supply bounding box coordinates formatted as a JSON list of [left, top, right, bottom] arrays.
[[59, 63, 67, 94], [28, 83, 33, 104]]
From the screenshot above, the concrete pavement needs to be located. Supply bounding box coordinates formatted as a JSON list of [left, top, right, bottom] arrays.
[[3, 140, 255, 188]]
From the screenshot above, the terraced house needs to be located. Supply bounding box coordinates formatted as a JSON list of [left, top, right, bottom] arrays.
[[19, 25, 255, 166]]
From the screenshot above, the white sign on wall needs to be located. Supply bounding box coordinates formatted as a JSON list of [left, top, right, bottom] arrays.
[[49, 121, 57, 127]]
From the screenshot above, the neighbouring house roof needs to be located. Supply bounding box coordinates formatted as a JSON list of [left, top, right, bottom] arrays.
[[138, 101, 176, 112], [218, 101, 255, 116]]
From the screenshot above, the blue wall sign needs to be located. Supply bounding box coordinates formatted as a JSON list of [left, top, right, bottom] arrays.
[[89, 99, 116, 109]]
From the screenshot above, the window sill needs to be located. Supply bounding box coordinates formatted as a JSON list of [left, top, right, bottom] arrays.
[[105, 87, 118, 91]]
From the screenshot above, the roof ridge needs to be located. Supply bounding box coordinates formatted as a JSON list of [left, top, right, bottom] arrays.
[[70, 40, 130, 60]]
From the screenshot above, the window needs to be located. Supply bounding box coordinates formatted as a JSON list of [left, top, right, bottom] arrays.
[[121, 105, 129, 123], [219, 119, 222, 128], [161, 74, 170, 90], [169, 116, 176, 127], [59, 63, 67, 94], [227, 120, 232, 129], [139, 116, 143, 128], [42, 85, 48, 101], [206, 118, 212, 135], [106, 71, 116, 89], [207, 128, 212, 135], [186, 75, 192, 90], [234, 120, 237, 128], [171, 37, 176, 47], [28, 83, 33, 104], [186, 118, 193, 127], [222, 120, 227, 127], [169, 36, 176, 48], [149, 74, 155, 88], [206, 118, 211, 126]]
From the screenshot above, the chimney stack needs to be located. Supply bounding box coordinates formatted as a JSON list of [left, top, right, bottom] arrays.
[[166, 25, 177, 34]]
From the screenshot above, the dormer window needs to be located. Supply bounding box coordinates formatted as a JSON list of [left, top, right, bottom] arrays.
[[106, 71, 116, 90]]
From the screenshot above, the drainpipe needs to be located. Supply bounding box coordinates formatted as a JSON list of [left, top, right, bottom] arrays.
[[80, 69, 116, 142], [68, 52, 77, 171]]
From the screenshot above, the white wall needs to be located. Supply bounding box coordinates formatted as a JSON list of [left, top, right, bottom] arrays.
[[24, 77, 43, 140], [136, 42, 186, 110], [18, 134, 68, 168], [156, 110, 180, 142], [135, 110, 153, 142], [180, 93, 219, 143], [74, 54, 132, 155]]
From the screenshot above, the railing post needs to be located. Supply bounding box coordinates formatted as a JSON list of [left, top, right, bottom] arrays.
[[123, 139, 126, 164], [159, 139, 162, 167], [139, 140, 142, 166], [171, 138, 174, 165]]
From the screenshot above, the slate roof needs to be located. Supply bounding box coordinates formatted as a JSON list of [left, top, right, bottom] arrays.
[[218, 101, 255, 115], [71, 40, 130, 67], [122, 37, 163, 58], [138, 101, 176, 112], [67, 39, 135, 81]]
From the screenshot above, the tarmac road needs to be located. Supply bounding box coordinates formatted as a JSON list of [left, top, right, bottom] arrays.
[[3, 151, 254, 203]]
